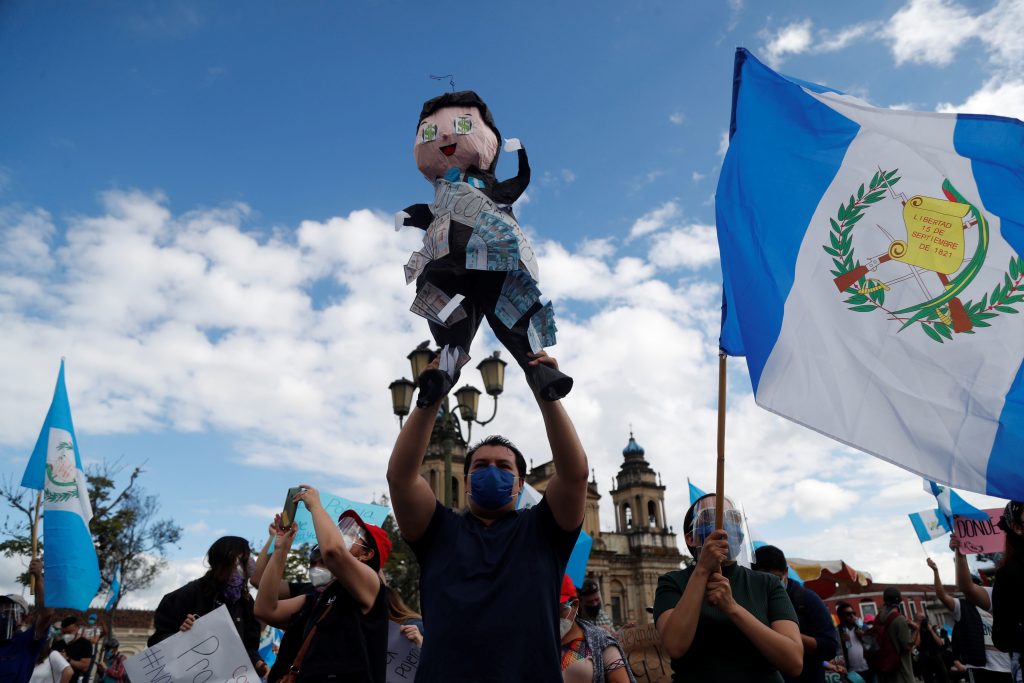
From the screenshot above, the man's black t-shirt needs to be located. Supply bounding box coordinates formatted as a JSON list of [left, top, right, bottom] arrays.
[[55, 636, 93, 683], [409, 497, 580, 683]]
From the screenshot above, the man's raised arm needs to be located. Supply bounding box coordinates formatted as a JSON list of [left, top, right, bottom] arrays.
[[387, 396, 443, 542], [532, 354, 589, 531]]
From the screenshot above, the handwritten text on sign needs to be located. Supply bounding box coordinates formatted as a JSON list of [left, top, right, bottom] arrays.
[[124, 606, 255, 683], [619, 623, 672, 683], [386, 621, 421, 683], [953, 508, 1005, 555]]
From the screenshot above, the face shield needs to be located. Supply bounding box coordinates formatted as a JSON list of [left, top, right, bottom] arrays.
[[689, 496, 754, 566], [1, 600, 26, 641], [337, 516, 370, 551]]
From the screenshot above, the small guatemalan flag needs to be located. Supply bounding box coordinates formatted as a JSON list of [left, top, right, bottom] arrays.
[[21, 360, 101, 611]]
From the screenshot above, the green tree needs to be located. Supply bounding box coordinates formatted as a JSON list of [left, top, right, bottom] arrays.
[[381, 513, 420, 612], [284, 543, 314, 583]]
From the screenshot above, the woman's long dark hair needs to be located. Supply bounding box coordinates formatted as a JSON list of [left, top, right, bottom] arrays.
[[205, 536, 251, 586]]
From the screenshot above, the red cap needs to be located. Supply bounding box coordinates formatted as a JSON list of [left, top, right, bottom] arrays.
[[560, 575, 577, 603], [338, 509, 392, 569]]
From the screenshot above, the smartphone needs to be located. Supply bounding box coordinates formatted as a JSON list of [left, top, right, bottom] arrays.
[[281, 487, 303, 528]]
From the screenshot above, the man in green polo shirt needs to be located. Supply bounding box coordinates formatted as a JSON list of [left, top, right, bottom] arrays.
[[653, 495, 802, 683]]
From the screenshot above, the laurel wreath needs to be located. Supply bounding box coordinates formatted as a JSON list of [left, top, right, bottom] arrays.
[[44, 489, 79, 504], [824, 169, 1022, 342]]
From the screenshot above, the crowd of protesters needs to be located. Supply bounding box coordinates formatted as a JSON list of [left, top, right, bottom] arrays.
[[3, 353, 1024, 682]]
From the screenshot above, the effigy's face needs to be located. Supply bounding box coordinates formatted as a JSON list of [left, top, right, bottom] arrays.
[[414, 105, 498, 181]]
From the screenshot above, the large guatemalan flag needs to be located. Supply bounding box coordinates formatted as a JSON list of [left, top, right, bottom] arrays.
[[21, 361, 101, 610], [717, 49, 1024, 500]]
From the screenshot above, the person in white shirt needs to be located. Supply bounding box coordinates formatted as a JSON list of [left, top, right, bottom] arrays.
[[836, 602, 874, 683], [29, 641, 72, 683], [929, 547, 1012, 682]]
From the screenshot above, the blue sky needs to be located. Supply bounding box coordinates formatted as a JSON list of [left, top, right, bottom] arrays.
[[2, 0, 1022, 606]]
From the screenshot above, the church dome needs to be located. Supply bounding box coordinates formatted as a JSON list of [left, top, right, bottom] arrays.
[[622, 433, 645, 459]]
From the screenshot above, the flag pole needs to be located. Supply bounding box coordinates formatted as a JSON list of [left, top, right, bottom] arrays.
[[715, 352, 727, 529], [30, 490, 41, 595]]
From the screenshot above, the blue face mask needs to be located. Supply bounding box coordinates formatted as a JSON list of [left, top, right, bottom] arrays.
[[470, 466, 516, 510]]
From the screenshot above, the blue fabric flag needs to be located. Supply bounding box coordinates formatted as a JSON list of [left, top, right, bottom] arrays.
[[564, 530, 593, 587], [259, 626, 283, 669], [688, 479, 707, 506], [21, 360, 101, 611], [717, 48, 1024, 499], [926, 480, 989, 526], [909, 508, 952, 544], [104, 564, 120, 612]]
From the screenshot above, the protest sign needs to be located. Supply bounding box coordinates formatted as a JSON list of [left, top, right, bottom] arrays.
[[287, 492, 390, 547], [385, 621, 421, 683], [952, 508, 1005, 555], [124, 605, 255, 683], [619, 623, 672, 683]]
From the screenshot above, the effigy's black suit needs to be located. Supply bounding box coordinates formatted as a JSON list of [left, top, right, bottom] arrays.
[[401, 146, 572, 405]]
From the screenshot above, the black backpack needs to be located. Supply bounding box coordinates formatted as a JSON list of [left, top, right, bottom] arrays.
[[951, 598, 987, 668]]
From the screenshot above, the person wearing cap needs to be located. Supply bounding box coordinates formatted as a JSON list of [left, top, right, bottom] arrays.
[[578, 579, 614, 632], [1, 558, 53, 683], [558, 575, 636, 683], [254, 486, 391, 683], [752, 545, 837, 683], [928, 548, 1012, 681], [95, 638, 126, 683], [992, 500, 1024, 678], [876, 587, 917, 683], [149, 536, 266, 675], [653, 494, 802, 683], [387, 351, 588, 683]]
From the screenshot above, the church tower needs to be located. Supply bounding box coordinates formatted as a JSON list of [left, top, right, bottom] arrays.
[[609, 432, 675, 551]]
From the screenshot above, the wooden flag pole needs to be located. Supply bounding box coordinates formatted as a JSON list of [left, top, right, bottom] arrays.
[[29, 490, 41, 595], [715, 352, 727, 530]]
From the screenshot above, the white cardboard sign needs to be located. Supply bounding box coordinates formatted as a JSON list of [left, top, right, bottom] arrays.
[[125, 606, 255, 683]]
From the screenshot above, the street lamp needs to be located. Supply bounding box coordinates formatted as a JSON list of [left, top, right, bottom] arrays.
[[388, 378, 416, 427], [389, 344, 506, 507]]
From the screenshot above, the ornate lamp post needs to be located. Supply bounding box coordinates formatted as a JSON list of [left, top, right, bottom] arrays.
[[389, 344, 507, 507]]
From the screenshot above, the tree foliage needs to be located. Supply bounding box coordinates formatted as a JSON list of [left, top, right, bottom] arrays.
[[381, 513, 420, 612]]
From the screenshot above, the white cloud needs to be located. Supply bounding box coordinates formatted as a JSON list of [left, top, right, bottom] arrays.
[[578, 237, 616, 259], [627, 200, 680, 240], [669, 111, 685, 125], [648, 224, 719, 270], [691, 171, 706, 183], [627, 170, 666, 194], [790, 479, 859, 520], [762, 19, 814, 66], [884, 0, 980, 66], [937, 79, 1024, 120], [540, 169, 576, 189], [883, 0, 1024, 70], [717, 130, 729, 158], [816, 22, 877, 53]]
